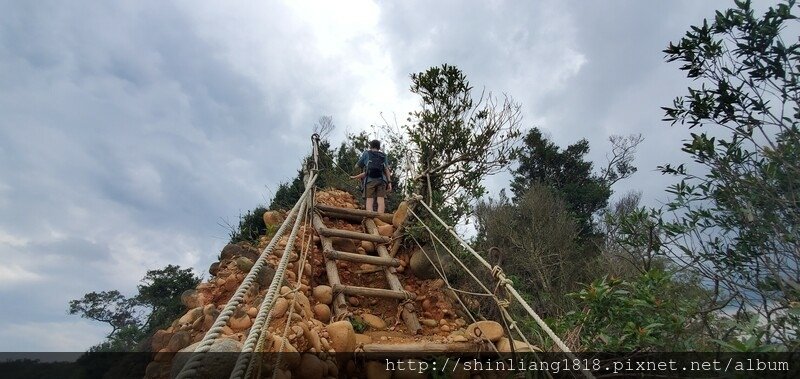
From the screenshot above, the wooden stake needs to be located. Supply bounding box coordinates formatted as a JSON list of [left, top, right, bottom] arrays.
[[364, 219, 422, 334], [311, 213, 348, 316]]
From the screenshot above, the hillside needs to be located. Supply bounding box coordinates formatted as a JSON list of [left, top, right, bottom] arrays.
[[145, 189, 532, 379]]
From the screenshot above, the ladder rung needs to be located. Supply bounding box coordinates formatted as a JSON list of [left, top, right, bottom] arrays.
[[318, 227, 390, 244], [315, 204, 393, 223], [333, 284, 416, 300], [325, 249, 400, 267]]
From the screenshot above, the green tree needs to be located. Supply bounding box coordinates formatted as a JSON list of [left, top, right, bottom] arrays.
[[658, 0, 800, 348], [391, 64, 523, 223], [475, 185, 589, 317], [560, 270, 706, 351], [511, 128, 642, 237], [68, 265, 199, 352], [511, 128, 609, 235]]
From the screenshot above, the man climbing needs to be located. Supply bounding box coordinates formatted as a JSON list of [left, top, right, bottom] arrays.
[[351, 139, 392, 213]]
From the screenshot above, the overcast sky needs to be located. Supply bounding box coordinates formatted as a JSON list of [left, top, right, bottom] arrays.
[[0, 0, 749, 351]]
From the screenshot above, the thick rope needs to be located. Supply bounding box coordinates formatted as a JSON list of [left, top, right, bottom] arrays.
[[270, 203, 315, 379], [412, 203, 594, 379], [228, 177, 316, 379], [175, 173, 317, 379]]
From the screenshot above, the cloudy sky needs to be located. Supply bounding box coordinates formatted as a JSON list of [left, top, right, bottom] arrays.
[[0, 0, 747, 351]]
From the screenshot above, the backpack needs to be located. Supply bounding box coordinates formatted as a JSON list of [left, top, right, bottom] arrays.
[[366, 150, 386, 179]]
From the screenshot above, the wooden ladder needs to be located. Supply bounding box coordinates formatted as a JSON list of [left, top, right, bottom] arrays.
[[311, 204, 422, 334]]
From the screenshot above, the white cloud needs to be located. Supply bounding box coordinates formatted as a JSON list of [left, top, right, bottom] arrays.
[[0, 320, 109, 351], [0, 264, 42, 288]]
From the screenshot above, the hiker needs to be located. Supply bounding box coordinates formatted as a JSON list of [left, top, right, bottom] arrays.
[[351, 139, 392, 213]]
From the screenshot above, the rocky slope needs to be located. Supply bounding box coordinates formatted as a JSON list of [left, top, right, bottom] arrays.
[[145, 189, 532, 379]]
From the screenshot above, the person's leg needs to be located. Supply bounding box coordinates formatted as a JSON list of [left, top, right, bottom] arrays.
[[365, 181, 377, 211], [375, 183, 387, 213]]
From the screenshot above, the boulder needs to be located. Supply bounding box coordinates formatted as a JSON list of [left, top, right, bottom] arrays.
[[361, 241, 376, 254], [394, 360, 428, 379], [170, 338, 243, 379], [466, 320, 504, 342], [271, 298, 289, 318], [181, 289, 203, 309], [219, 243, 244, 261], [392, 201, 409, 228], [167, 331, 192, 352], [294, 353, 326, 379], [312, 285, 333, 305], [326, 320, 356, 353], [313, 303, 331, 323], [377, 224, 394, 236], [409, 248, 438, 280], [208, 261, 220, 276], [360, 314, 387, 330], [365, 360, 392, 379], [331, 237, 357, 253], [421, 319, 438, 327], [257, 266, 276, 287], [355, 333, 372, 345], [263, 210, 284, 227], [151, 330, 173, 352], [178, 307, 204, 325], [496, 337, 538, 352], [229, 308, 252, 331], [234, 257, 254, 272], [269, 335, 300, 368]]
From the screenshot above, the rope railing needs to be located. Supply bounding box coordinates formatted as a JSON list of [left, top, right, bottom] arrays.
[[175, 173, 318, 379], [228, 181, 314, 379], [412, 200, 595, 379]]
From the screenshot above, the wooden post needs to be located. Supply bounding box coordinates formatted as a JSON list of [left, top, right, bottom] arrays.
[[364, 219, 422, 334], [389, 199, 417, 257], [311, 213, 348, 316]]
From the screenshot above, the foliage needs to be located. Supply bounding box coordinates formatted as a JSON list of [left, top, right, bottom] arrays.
[[136, 264, 201, 335], [511, 127, 642, 236], [68, 265, 199, 352], [600, 191, 668, 275], [228, 206, 269, 244], [268, 117, 404, 212], [475, 184, 591, 317], [561, 270, 704, 351], [68, 290, 138, 337], [390, 64, 523, 223], [658, 0, 800, 347]]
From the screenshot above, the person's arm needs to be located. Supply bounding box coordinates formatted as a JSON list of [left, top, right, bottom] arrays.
[[384, 166, 392, 191], [350, 172, 366, 180], [355, 151, 367, 170]]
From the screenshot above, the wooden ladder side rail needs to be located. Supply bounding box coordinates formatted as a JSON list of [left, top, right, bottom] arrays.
[[364, 218, 423, 334], [311, 213, 348, 317], [324, 249, 401, 267], [318, 227, 390, 244], [316, 204, 393, 224]]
